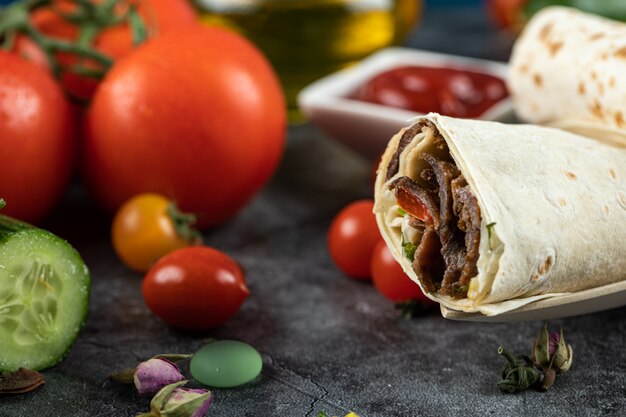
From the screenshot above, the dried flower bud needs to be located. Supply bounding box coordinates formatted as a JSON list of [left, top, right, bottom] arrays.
[[138, 380, 213, 417], [497, 346, 542, 393], [134, 358, 185, 396], [531, 322, 573, 390], [532, 323, 573, 373], [551, 330, 573, 373], [548, 331, 560, 356]]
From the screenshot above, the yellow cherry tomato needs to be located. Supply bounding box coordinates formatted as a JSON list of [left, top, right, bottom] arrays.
[[112, 193, 201, 272]]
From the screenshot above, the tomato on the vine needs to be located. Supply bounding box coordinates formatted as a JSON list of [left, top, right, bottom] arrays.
[[84, 26, 286, 228], [13, 0, 197, 100], [328, 200, 380, 280], [112, 193, 201, 273], [0, 51, 74, 224], [142, 247, 250, 330], [370, 240, 432, 304]]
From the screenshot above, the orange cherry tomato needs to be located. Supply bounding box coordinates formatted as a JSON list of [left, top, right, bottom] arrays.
[[328, 200, 380, 280], [112, 193, 201, 272], [371, 240, 432, 304]]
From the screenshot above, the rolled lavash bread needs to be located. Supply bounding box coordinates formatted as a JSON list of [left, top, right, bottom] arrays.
[[508, 6, 626, 147], [374, 113, 626, 315]]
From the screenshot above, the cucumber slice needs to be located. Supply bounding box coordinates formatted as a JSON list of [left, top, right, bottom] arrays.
[[0, 215, 90, 372]]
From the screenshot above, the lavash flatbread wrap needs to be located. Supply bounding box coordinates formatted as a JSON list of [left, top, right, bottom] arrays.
[[374, 113, 626, 315], [508, 6, 626, 146]]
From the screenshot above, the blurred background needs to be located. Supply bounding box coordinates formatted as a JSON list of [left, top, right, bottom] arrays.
[[193, 0, 506, 119], [189, 0, 626, 121], [2, 0, 623, 121]]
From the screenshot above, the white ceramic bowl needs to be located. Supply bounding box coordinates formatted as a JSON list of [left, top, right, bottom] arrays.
[[298, 47, 514, 161]]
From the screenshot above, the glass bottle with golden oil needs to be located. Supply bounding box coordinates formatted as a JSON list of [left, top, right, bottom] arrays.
[[194, 0, 421, 121]]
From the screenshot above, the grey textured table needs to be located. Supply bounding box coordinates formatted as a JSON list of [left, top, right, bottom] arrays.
[[3, 5, 626, 417]]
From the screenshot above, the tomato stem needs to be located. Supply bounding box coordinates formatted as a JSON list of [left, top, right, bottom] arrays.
[[1, 30, 15, 50], [127, 5, 147, 46], [166, 202, 203, 245]]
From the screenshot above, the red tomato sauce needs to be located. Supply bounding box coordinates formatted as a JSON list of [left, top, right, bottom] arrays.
[[354, 66, 508, 118]]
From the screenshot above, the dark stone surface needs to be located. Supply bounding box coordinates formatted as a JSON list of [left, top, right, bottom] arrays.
[[4, 124, 626, 417], [3, 5, 626, 417]]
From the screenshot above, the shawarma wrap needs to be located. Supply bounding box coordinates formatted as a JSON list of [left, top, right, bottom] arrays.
[[508, 6, 626, 147], [374, 113, 626, 315]]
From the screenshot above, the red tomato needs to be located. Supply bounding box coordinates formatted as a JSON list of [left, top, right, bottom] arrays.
[[487, 0, 527, 30], [142, 247, 250, 330], [328, 200, 380, 280], [0, 52, 74, 224], [84, 26, 286, 228], [14, 0, 197, 100], [396, 187, 432, 223], [371, 240, 432, 303]]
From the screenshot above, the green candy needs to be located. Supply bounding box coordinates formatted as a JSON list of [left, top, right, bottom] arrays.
[[190, 340, 262, 388]]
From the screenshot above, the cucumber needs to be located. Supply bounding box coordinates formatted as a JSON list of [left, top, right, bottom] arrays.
[[0, 215, 90, 372]]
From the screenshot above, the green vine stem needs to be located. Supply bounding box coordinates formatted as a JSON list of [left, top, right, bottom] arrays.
[[166, 202, 203, 245]]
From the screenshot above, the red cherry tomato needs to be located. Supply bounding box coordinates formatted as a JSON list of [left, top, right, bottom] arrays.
[[371, 240, 432, 303], [328, 200, 380, 280], [0, 52, 75, 224], [83, 26, 285, 228], [142, 247, 250, 330]]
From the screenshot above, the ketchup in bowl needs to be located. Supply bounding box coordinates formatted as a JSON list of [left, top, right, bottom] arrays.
[[355, 66, 508, 118]]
